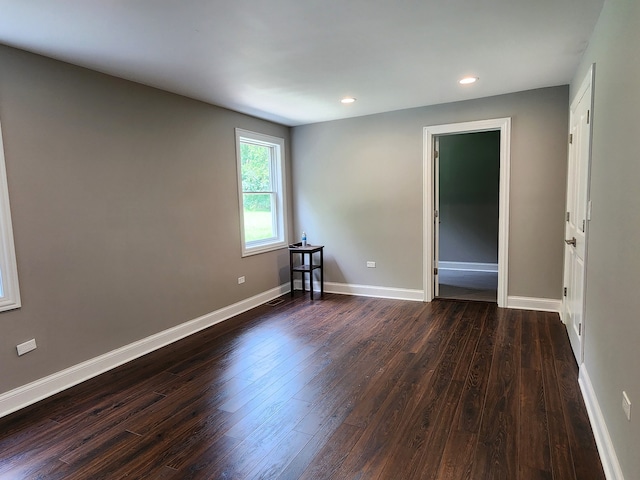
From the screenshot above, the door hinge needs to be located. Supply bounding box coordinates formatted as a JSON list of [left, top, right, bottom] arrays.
[[579, 323, 582, 335], [566, 211, 570, 222], [434, 210, 439, 218], [434, 267, 438, 275], [569, 133, 573, 144], [563, 287, 567, 297], [587, 110, 590, 124], [434, 151, 439, 159], [582, 219, 586, 232]]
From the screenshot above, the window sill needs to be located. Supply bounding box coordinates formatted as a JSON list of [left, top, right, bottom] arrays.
[[242, 240, 288, 257]]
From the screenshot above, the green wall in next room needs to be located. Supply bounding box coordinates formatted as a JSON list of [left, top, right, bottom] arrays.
[[439, 131, 500, 264]]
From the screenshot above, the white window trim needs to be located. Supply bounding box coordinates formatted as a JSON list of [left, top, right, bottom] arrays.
[[0, 119, 21, 312], [235, 129, 288, 257]]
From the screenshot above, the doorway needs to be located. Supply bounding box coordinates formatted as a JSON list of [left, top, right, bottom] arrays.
[[423, 118, 511, 307], [436, 131, 500, 302]]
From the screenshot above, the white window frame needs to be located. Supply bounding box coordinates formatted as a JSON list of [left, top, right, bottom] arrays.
[[0, 119, 21, 312], [235, 129, 288, 257]]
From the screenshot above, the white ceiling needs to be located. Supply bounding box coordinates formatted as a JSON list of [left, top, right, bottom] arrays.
[[0, 0, 604, 126]]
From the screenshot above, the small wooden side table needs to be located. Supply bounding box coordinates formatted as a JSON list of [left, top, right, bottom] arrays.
[[289, 244, 324, 300]]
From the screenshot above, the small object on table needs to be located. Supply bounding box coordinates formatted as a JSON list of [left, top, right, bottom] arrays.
[[289, 243, 324, 300]]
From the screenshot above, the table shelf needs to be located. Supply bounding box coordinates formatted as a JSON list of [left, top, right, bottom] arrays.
[[292, 264, 322, 272]]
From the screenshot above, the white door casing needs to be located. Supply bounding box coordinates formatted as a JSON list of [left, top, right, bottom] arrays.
[[563, 65, 594, 364], [423, 118, 511, 307], [434, 137, 440, 298]]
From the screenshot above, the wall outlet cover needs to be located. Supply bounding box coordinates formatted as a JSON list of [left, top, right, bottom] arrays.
[[17, 338, 37, 356]]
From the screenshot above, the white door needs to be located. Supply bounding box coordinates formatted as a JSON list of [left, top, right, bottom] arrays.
[[433, 137, 440, 297], [563, 66, 593, 364]]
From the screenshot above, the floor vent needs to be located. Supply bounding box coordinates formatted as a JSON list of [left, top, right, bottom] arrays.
[[265, 298, 285, 307]]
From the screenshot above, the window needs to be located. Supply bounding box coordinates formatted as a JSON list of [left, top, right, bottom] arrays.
[[235, 129, 288, 256], [0, 119, 21, 312]]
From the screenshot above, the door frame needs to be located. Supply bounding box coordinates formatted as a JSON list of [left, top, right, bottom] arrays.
[[423, 118, 511, 307]]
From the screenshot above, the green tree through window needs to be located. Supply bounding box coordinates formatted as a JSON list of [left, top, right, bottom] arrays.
[[241, 142, 275, 242], [236, 129, 287, 256]]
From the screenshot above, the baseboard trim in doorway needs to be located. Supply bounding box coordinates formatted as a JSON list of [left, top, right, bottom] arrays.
[[0, 283, 290, 419], [506, 296, 561, 312], [320, 281, 559, 309], [579, 365, 625, 480], [438, 261, 498, 272], [323, 281, 424, 302]]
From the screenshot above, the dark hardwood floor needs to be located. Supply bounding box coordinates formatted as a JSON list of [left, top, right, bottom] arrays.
[[0, 294, 606, 479], [438, 270, 498, 303]]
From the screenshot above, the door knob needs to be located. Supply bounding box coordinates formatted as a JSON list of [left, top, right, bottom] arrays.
[[565, 237, 577, 246]]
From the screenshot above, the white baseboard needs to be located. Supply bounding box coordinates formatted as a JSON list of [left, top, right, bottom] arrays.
[[0, 283, 290, 419], [506, 295, 561, 312], [325, 281, 424, 302], [438, 261, 498, 272], [579, 365, 625, 480], [298, 280, 559, 310], [293, 279, 424, 302]]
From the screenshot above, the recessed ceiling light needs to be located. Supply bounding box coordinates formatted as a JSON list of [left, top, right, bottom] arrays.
[[459, 76, 478, 85], [341, 97, 356, 104]]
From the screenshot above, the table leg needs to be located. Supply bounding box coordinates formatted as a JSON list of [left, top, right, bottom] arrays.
[[320, 248, 324, 297], [290, 250, 294, 297], [301, 252, 306, 294], [309, 252, 313, 300]]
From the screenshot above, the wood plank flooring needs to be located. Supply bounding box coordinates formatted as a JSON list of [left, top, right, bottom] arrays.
[[0, 294, 606, 479], [438, 269, 498, 302]]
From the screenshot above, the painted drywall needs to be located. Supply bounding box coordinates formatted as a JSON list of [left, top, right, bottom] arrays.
[[0, 45, 292, 394], [570, 0, 640, 477], [291, 87, 568, 298], [438, 131, 500, 264]]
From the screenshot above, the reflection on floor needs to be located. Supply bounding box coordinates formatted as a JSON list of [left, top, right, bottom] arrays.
[[438, 269, 498, 302]]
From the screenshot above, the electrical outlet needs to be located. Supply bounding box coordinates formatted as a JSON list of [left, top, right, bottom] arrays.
[[17, 339, 37, 356], [623, 391, 631, 421], [238, 276, 245, 284], [366, 261, 376, 268]]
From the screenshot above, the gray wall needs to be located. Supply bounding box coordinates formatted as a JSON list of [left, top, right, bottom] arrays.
[[570, 0, 640, 477], [291, 87, 569, 298], [0, 45, 292, 394], [439, 131, 500, 264]]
